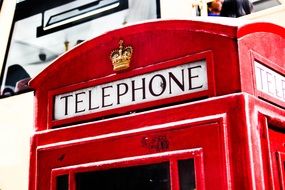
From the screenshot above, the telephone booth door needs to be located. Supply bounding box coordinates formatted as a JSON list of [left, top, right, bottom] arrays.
[[35, 99, 231, 190]]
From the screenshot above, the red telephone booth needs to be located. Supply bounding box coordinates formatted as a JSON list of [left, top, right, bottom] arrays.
[[29, 19, 285, 190]]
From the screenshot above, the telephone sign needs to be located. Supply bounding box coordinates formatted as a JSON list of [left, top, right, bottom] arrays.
[[54, 60, 207, 120]]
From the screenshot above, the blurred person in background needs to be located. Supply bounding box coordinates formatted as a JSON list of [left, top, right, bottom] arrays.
[[208, 0, 223, 16], [220, 0, 253, 17]]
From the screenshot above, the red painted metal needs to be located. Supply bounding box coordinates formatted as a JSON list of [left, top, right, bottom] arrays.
[[29, 20, 285, 190], [30, 20, 240, 131]]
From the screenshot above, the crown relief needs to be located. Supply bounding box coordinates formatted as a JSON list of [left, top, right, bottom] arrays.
[[110, 40, 133, 72]]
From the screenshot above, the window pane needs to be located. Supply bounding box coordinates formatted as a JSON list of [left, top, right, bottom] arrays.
[[75, 162, 170, 190], [178, 159, 196, 190], [56, 174, 69, 190]]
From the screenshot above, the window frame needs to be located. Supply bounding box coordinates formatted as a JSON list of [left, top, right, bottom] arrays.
[[51, 148, 204, 190], [277, 152, 285, 189]]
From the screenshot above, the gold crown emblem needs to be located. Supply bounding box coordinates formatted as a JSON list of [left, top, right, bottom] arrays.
[[110, 40, 133, 72]]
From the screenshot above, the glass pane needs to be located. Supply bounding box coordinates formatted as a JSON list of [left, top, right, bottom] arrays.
[[56, 174, 69, 190], [76, 162, 170, 190], [178, 159, 196, 190]]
